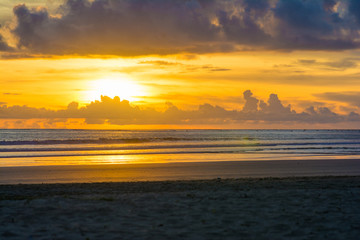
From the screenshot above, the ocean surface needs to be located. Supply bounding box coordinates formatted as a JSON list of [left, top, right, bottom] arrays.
[[1, 129, 360, 167]]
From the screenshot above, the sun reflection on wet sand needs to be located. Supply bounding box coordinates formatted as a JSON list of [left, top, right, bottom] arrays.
[[2, 152, 360, 167]]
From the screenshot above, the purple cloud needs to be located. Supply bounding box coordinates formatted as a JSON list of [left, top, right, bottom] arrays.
[[0, 0, 360, 57]]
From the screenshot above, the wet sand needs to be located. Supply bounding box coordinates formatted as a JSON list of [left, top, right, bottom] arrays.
[[1, 176, 360, 239], [1, 159, 360, 184]]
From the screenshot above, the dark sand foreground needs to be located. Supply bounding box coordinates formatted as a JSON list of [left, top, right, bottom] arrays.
[[1, 176, 360, 239]]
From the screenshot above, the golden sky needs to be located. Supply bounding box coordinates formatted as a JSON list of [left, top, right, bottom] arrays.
[[1, 0, 360, 128]]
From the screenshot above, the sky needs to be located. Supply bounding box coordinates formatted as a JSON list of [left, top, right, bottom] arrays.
[[0, 0, 360, 129]]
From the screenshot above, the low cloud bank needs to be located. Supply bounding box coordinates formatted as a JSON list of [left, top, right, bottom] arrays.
[[1, 90, 359, 125]]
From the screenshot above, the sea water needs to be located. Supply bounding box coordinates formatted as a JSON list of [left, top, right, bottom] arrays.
[[1, 129, 360, 166]]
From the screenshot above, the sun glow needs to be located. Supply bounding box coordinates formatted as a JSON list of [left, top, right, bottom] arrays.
[[86, 77, 145, 102]]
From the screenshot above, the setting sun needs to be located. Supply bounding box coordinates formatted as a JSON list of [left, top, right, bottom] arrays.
[[86, 78, 145, 102], [0, 0, 360, 130], [1, 1, 360, 239]]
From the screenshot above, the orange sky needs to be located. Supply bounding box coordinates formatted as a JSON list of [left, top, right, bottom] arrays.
[[1, 0, 360, 128]]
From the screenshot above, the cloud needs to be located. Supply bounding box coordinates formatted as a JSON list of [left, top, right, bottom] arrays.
[[272, 0, 359, 50], [0, 34, 12, 51], [0, 52, 39, 59], [9, 0, 223, 56], [297, 58, 358, 70], [139, 61, 181, 66], [349, 0, 360, 24], [137, 60, 231, 72], [1, 90, 359, 125], [0, 0, 360, 57], [3, 92, 20, 95], [274, 0, 334, 33], [0, 104, 56, 119], [315, 91, 360, 108], [242, 90, 259, 113], [202, 65, 231, 72]]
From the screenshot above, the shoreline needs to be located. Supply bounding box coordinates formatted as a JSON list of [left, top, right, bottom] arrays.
[[1, 175, 360, 193], [1, 176, 359, 239], [1, 159, 360, 184], [1, 175, 360, 197]]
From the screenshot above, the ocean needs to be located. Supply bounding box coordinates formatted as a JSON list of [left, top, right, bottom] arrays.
[[1, 129, 360, 167]]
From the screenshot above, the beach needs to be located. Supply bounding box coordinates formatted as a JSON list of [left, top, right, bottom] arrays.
[[1, 129, 360, 239], [1, 159, 360, 184], [1, 176, 360, 239], [2, 0, 360, 236]]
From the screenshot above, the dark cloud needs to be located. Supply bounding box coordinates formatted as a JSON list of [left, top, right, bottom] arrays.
[[272, 0, 355, 50], [217, 7, 271, 46], [244, 0, 270, 12], [323, 0, 337, 11], [274, 0, 333, 33], [0, 34, 12, 51], [315, 92, 360, 108], [10, 0, 223, 56], [0, 0, 359, 57], [12, 4, 50, 51], [349, 0, 360, 24], [1, 91, 359, 124]]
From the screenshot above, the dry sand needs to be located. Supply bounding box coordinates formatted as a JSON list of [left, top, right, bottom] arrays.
[[1, 176, 360, 239]]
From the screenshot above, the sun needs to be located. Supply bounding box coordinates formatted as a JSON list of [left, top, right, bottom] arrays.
[[86, 77, 145, 102]]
